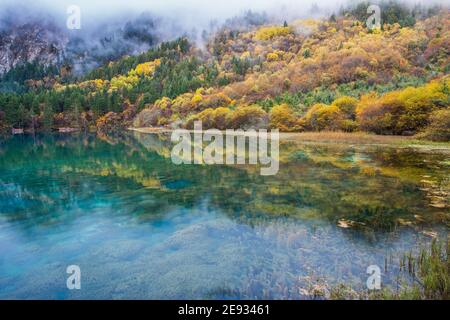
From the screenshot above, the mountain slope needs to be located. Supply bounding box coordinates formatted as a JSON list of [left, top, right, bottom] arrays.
[[0, 3, 449, 140]]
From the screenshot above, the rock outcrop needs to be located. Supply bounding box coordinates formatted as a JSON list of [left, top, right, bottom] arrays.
[[0, 22, 66, 75]]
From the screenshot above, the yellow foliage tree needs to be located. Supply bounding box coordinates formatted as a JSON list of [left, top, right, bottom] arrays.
[[186, 107, 233, 130], [270, 104, 303, 132], [229, 105, 268, 130], [133, 59, 161, 76], [255, 26, 293, 41], [154, 97, 172, 110], [191, 93, 203, 105], [357, 78, 449, 135], [303, 104, 343, 131], [267, 52, 279, 62], [332, 96, 358, 120]]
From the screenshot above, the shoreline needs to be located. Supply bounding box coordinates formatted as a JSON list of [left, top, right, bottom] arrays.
[[129, 127, 450, 152]]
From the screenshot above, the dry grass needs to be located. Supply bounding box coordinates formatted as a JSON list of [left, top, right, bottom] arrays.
[[131, 127, 402, 142], [130, 128, 450, 150], [279, 131, 413, 144]]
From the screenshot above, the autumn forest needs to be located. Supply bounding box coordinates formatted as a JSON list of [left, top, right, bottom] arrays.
[[0, 1, 448, 142]]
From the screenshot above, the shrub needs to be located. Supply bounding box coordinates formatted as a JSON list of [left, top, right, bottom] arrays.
[[417, 108, 450, 142], [303, 104, 344, 131], [0, 111, 10, 135], [96, 112, 124, 133], [191, 93, 203, 105], [171, 93, 195, 116], [357, 92, 403, 134], [199, 92, 233, 110], [212, 107, 233, 130], [340, 119, 359, 132], [133, 104, 171, 128], [267, 53, 279, 62], [185, 107, 233, 130], [332, 96, 358, 120], [270, 104, 303, 132], [357, 78, 449, 135], [229, 105, 269, 130], [154, 97, 172, 110]]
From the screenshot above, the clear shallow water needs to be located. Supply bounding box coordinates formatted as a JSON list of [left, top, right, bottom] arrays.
[[0, 132, 448, 299]]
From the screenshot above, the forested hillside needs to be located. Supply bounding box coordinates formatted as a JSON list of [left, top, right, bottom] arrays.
[[0, 2, 449, 140]]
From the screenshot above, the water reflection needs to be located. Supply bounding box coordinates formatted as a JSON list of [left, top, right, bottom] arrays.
[[0, 132, 448, 299]]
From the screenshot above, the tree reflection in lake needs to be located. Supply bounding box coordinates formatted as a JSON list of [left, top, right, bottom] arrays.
[[0, 132, 448, 299]]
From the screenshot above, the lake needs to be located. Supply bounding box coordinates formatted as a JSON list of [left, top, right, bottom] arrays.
[[0, 132, 448, 299]]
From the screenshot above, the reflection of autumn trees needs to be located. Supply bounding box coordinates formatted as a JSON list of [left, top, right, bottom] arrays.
[[0, 133, 448, 232]]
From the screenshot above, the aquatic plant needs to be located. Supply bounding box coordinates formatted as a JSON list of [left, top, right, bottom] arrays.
[[330, 239, 449, 300]]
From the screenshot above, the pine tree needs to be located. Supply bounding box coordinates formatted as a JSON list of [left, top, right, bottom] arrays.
[[42, 103, 54, 131]]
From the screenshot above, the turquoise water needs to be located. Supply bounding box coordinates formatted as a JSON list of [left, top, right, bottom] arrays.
[[0, 132, 448, 299]]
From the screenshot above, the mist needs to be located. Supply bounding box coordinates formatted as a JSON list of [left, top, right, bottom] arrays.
[[3, 0, 446, 32], [2, 1, 341, 27], [0, 0, 448, 74], [2, 0, 449, 39]]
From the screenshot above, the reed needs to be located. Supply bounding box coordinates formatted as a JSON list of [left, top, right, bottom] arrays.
[[330, 239, 449, 300]]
